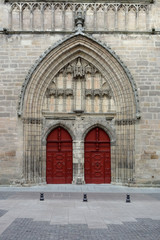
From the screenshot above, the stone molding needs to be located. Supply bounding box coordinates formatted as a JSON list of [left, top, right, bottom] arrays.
[[82, 122, 116, 145], [46, 88, 74, 97], [23, 117, 43, 124], [41, 118, 116, 146], [5, 1, 154, 3], [85, 89, 112, 98], [115, 119, 137, 125], [42, 121, 76, 144]]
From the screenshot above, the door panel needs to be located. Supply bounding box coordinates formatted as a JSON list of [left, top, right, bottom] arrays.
[[84, 127, 111, 184], [46, 127, 72, 184]]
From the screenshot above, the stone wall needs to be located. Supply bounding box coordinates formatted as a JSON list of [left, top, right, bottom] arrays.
[[0, 0, 160, 185]]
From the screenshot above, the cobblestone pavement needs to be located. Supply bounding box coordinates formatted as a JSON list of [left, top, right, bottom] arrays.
[[0, 218, 160, 240], [0, 186, 160, 239]]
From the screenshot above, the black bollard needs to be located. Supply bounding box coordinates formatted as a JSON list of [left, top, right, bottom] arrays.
[[40, 193, 44, 201], [126, 194, 131, 203], [83, 193, 88, 202]]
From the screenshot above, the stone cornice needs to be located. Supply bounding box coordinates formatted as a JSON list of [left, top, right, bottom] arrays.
[[2, 30, 158, 34], [4, 0, 154, 4]]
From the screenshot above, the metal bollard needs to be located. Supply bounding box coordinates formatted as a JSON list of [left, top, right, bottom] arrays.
[[83, 193, 88, 202], [40, 193, 44, 201], [126, 194, 131, 203]]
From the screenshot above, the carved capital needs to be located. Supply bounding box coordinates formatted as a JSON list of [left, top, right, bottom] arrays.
[[66, 89, 73, 96], [93, 89, 102, 97], [85, 89, 93, 97], [57, 89, 64, 96], [102, 89, 112, 98], [46, 88, 56, 97]]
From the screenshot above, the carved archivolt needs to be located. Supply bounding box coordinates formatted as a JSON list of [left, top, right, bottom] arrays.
[[18, 32, 140, 118]]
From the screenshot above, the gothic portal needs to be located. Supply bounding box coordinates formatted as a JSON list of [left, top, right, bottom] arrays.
[[19, 33, 139, 184]]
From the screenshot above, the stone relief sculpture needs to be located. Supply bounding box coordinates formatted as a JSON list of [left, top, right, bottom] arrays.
[[75, 10, 85, 32]]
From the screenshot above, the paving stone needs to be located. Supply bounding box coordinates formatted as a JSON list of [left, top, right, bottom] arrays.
[[0, 188, 160, 239], [0, 218, 160, 240], [0, 192, 14, 200], [0, 210, 7, 218]]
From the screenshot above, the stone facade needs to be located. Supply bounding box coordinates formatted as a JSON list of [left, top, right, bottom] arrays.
[[0, 0, 160, 186]]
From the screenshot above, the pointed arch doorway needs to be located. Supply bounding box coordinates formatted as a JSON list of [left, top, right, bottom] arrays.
[[20, 33, 140, 184], [84, 127, 111, 184], [46, 127, 73, 184]]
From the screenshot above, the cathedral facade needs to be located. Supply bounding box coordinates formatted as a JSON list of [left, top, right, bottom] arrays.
[[0, 0, 160, 186]]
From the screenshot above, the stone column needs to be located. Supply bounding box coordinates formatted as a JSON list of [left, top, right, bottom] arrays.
[[72, 140, 84, 184]]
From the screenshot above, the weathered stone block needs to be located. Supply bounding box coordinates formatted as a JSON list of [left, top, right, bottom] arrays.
[[5, 151, 16, 157], [0, 113, 10, 117], [151, 154, 159, 159]]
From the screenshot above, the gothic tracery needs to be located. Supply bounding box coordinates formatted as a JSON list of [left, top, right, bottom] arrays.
[[43, 58, 115, 115], [10, 2, 150, 32]]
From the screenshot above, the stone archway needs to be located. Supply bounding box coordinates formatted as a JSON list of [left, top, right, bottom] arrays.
[[19, 32, 140, 184]]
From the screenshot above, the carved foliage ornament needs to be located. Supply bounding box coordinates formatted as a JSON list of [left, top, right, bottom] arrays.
[[85, 89, 112, 98], [46, 89, 73, 98]]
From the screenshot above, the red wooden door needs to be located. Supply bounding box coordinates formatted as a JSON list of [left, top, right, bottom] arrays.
[[84, 127, 111, 184], [46, 127, 72, 184]]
